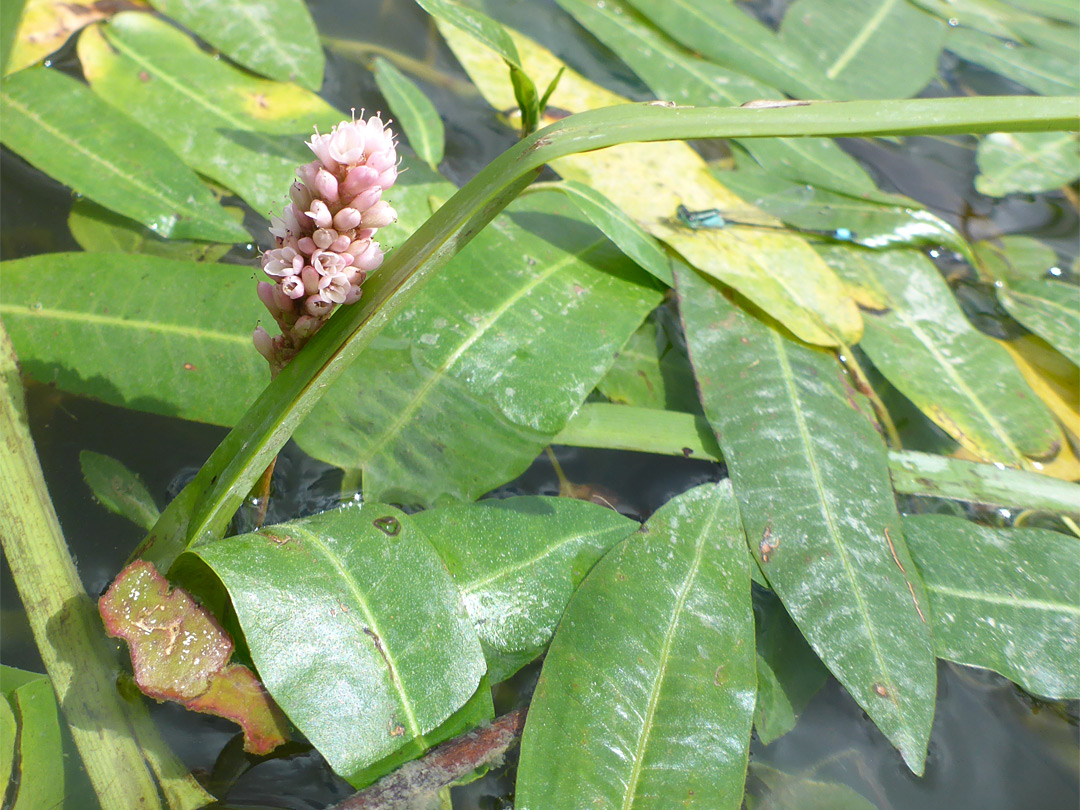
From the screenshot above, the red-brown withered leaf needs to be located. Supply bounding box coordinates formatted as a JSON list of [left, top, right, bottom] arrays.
[[100, 560, 287, 753]]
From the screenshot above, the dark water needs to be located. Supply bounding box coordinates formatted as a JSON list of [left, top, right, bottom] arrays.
[[1, 0, 1077, 808]]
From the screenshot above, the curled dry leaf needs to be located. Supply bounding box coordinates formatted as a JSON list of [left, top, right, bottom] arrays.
[[99, 560, 288, 754]]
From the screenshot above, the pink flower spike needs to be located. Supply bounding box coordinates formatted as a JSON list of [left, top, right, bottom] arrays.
[[301, 265, 321, 295], [341, 165, 379, 198], [348, 186, 382, 213], [315, 168, 340, 203], [361, 201, 396, 229], [280, 275, 306, 299], [304, 293, 335, 318], [257, 282, 279, 315], [253, 326, 275, 361], [328, 120, 366, 166], [306, 200, 333, 230], [333, 206, 363, 231]]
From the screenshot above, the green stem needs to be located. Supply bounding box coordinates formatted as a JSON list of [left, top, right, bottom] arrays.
[[0, 324, 213, 810], [140, 96, 1080, 569], [552, 403, 1080, 517]]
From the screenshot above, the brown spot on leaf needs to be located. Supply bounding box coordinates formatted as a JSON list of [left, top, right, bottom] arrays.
[[373, 515, 401, 536], [182, 362, 196, 371], [874, 683, 889, 697]]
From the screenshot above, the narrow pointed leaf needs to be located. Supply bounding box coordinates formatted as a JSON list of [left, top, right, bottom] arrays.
[[293, 185, 663, 506], [946, 28, 1080, 95], [621, 0, 832, 98], [821, 246, 1062, 466], [373, 57, 445, 170], [778, 0, 946, 99], [904, 515, 1080, 699], [411, 496, 638, 682], [79, 13, 341, 217], [80, 450, 160, 531], [995, 335, 1080, 439], [676, 265, 936, 773], [0, 253, 267, 426], [415, 0, 522, 66], [438, 20, 862, 346], [975, 131, 1080, 196], [998, 278, 1080, 366], [189, 505, 487, 786], [553, 0, 880, 197], [146, 0, 324, 90], [0, 67, 248, 243], [516, 482, 755, 810]]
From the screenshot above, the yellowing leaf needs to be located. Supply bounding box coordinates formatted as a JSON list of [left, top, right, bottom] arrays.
[[435, 21, 861, 346], [997, 336, 1080, 440], [6, 0, 146, 75]]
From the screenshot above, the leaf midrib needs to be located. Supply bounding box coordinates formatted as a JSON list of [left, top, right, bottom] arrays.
[[826, 0, 899, 80], [929, 582, 1080, 616]]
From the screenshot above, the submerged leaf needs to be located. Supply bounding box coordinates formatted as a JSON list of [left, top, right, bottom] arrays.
[[975, 131, 1080, 197], [975, 235, 1062, 283], [99, 561, 288, 753], [516, 482, 756, 810], [677, 266, 936, 773], [80, 450, 160, 531], [997, 278, 1080, 366], [905, 515, 1080, 698]]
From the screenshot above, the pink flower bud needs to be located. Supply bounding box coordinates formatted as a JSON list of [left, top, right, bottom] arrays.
[[257, 281, 279, 315], [306, 130, 338, 170], [298, 236, 318, 255], [376, 165, 398, 189], [306, 200, 333, 230], [353, 240, 384, 273], [348, 186, 382, 213], [253, 326, 275, 361], [313, 228, 338, 250], [295, 162, 321, 192], [361, 201, 396, 229], [280, 275, 305, 299], [328, 119, 366, 166], [302, 265, 321, 295], [293, 315, 322, 339], [272, 283, 296, 313], [331, 234, 352, 252], [344, 266, 366, 286], [289, 180, 314, 211], [305, 293, 335, 318], [344, 285, 364, 305], [315, 168, 340, 203], [366, 148, 396, 173], [333, 206, 363, 231], [341, 165, 379, 198]]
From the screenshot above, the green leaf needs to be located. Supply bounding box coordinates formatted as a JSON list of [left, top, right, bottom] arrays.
[[553, 0, 879, 197], [997, 278, 1080, 366], [753, 589, 829, 746], [946, 27, 1080, 95], [748, 764, 879, 810], [975, 131, 1080, 196], [910, 0, 1079, 60], [779, 0, 945, 99], [717, 162, 973, 261], [373, 57, 445, 170], [293, 185, 663, 506], [68, 199, 236, 262], [189, 505, 487, 786], [516, 482, 755, 810], [534, 180, 673, 286], [0, 67, 248, 243], [621, 0, 832, 98], [80, 450, 160, 531], [411, 496, 638, 683], [0, 252, 267, 426], [416, 0, 523, 66], [79, 12, 341, 218], [975, 234, 1062, 282], [1006, 0, 1079, 24], [676, 266, 936, 773], [0, 0, 26, 74], [904, 515, 1080, 699], [821, 246, 1063, 466], [596, 308, 701, 413], [0, 695, 12, 800], [0, 667, 64, 810], [145, 0, 324, 91]]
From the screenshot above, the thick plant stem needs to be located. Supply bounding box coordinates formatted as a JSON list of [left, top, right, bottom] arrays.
[[0, 324, 212, 810]]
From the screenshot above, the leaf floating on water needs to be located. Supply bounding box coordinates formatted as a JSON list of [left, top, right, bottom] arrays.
[[99, 561, 288, 754]]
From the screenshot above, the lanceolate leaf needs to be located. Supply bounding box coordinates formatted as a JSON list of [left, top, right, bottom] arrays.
[[997, 278, 1080, 366], [190, 505, 487, 786], [373, 57, 445, 171], [411, 496, 638, 682], [621, 0, 832, 98], [146, 0, 324, 91], [820, 246, 1063, 467], [676, 265, 936, 774], [946, 27, 1080, 96], [779, 0, 946, 100], [552, 0, 881, 198], [438, 21, 862, 346], [0, 253, 267, 426], [975, 131, 1080, 196], [516, 482, 756, 810], [293, 185, 663, 506], [904, 515, 1080, 699], [0, 67, 248, 243], [79, 12, 341, 217], [80, 450, 160, 531]]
